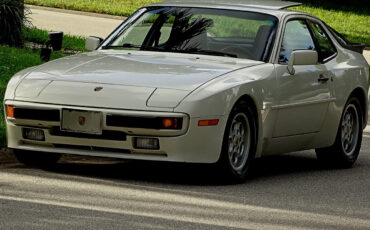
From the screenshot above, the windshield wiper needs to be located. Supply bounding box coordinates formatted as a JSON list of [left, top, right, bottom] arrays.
[[102, 43, 142, 49], [102, 45, 237, 58], [184, 49, 237, 58]]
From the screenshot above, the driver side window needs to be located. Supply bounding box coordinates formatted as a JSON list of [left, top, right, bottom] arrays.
[[279, 20, 316, 64]]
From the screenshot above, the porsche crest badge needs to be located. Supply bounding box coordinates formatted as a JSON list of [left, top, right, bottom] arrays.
[[78, 116, 86, 126]]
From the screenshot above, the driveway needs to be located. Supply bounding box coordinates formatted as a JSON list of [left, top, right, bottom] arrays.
[[27, 5, 124, 38]]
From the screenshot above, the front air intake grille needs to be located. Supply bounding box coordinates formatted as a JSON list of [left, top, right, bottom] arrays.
[[50, 127, 127, 141], [14, 108, 60, 121], [53, 144, 131, 154]]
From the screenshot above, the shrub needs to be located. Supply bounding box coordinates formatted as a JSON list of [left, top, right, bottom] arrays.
[[0, 0, 28, 47]]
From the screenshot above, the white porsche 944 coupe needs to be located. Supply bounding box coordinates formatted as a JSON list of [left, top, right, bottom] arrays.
[[4, 0, 369, 180]]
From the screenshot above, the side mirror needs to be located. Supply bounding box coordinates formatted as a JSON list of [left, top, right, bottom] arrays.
[[287, 50, 318, 75], [85, 36, 103, 51]]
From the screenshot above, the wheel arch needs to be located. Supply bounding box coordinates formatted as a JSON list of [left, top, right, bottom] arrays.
[[227, 94, 263, 158], [349, 87, 368, 129]]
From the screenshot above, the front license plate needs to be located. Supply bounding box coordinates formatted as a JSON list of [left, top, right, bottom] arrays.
[[61, 109, 102, 135]]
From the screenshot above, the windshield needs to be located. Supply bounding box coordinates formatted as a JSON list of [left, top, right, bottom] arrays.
[[104, 7, 278, 61]]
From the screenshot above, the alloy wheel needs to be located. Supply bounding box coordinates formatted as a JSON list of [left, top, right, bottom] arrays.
[[341, 104, 359, 156], [228, 113, 251, 171]]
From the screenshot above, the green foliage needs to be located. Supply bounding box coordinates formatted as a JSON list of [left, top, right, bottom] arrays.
[[22, 26, 49, 44], [62, 34, 86, 51], [0, 0, 26, 47]]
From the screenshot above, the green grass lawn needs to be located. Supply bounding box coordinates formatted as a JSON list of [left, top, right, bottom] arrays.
[[23, 27, 86, 51], [0, 45, 68, 145], [25, 0, 160, 16], [0, 46, 42, 145], [291, 6, 369, 46], [0, 29, 85, 146], [24, 0, 370, 45]]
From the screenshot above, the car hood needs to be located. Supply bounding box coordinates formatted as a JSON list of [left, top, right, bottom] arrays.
[[14, 50, 262, 110]]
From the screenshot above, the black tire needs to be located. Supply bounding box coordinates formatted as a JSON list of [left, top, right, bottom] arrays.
[[218, 101, 257, 182], [316, 97, 363, 168], [13, 149, 61, 168]]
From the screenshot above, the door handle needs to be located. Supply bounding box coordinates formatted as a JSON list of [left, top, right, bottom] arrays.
[[318, 74, 330, 83]]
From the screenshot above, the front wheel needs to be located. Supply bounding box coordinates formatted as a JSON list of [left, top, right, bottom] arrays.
[[218, 101, 257, 182], [13, 149, 61, 168], [316, 97, 363, 168]]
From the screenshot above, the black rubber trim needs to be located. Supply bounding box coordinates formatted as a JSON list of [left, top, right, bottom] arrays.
[[50, 127, 127, 141], [53, 144, 131, 154], [14, 108, 60, 122], [106, 115, 183, 130]]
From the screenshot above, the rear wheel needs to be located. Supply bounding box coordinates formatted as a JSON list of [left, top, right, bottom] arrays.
[[13, 149, 61, 168], [218, 101, 257, 182], [316, 97, 363, 168]]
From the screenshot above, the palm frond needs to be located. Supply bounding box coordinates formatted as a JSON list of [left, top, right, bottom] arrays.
[[0, 0, 28, 47]]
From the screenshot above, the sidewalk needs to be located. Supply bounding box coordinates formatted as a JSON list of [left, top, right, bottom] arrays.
[[364, 51, 370, 63], [27, 5, 370, 63]]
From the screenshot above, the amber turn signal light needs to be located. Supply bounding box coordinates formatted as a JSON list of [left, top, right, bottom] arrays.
[[162, 118, 179, 129], [198, 119, 219, 126], [6, 105, 14, 118]]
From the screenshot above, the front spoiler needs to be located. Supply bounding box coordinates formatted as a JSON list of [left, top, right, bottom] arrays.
[[5, 101, 227, 163]]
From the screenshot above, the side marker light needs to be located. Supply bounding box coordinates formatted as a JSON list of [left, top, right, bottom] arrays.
[[198, 119, 219, 126]]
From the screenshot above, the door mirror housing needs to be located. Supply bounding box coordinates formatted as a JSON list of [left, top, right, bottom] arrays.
[[85, 36, 103, 51], [287, 50, 318, 75]]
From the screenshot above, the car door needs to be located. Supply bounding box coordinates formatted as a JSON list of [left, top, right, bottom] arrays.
[[272, 19, 335, 138]]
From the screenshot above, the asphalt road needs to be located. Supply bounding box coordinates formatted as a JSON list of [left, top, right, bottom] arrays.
[[1, 121, 370, 230]]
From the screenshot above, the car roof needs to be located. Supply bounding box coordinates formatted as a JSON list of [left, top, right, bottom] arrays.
[[147, 0, 306, 19], [160, 0, 302, 10]]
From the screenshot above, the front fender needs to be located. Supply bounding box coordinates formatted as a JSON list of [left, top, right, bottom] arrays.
[[4, 66, 38, 101], [175, 64, 276, 117], [175, 64, 277, 158]]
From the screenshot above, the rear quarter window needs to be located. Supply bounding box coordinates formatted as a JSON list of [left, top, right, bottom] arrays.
[[309, 22, 337, 61]]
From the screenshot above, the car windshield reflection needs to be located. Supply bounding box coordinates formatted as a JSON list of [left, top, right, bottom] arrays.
[[103, 7, 278, 61]]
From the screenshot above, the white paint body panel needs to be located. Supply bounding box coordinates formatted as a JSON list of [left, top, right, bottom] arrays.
[[4, 5, 370, 163]]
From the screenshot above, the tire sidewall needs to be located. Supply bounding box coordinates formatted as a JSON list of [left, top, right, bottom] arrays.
[[338, 97, 363, 163]]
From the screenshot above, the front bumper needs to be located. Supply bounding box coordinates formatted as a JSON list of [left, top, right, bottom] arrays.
[[5, 101, 226, 163]]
